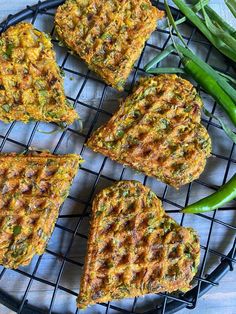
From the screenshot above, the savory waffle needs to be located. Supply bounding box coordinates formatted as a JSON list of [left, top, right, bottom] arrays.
[[87, 75, 212, 188], [0, 151, 82, 269], [0, 22, 78, 125], [55, 0, 164, 90], [77, 180, 200, 308]]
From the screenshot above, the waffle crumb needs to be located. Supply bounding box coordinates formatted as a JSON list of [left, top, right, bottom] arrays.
[[87, 75, 212, 188], [77, 180, 200, 308], [55, 0, 164, 90], [0, 151, 82, 269], [0, 22, 78, 124]]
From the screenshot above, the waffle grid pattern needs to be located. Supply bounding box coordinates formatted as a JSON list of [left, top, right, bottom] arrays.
[[87, 75, 211, 188], [0, 154, 81, 269], [55, 0, 163, 90], [0, 22, 77, 124], [0, 0, 235, 313], [78, 181, 200, 307]]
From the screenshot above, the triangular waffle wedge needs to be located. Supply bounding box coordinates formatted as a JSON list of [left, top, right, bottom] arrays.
[[87, 75, 212, 188], [0, 151, 82, 269], [55, 0, 164, 90], [77, 180, 200, 308], [0, 22, 78, 125]]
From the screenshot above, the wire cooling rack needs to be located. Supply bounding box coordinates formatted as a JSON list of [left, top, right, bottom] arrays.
[[0, 0, 235, 313]]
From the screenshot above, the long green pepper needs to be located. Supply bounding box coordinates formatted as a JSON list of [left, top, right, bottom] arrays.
[[182, 174, 236, 213], [176, 45, 236, 105], [148, 1, 236, 128], [181, 57, 236, 126]]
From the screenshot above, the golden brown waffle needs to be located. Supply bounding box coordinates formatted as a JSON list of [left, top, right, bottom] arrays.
[[0, 151, 82, 269], [55, 0, 164, 90], [87, 75, 212, 188], [77, 180, 200, 308], [0, 22, 78, 125]]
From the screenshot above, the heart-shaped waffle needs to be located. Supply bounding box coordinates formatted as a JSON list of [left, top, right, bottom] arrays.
[[0, 22, 78, 125], [77, 180, 200, 308], [0, 152, 82, 269], [87, 75, 211, 188]]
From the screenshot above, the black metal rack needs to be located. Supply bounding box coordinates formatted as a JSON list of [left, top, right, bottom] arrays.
[[0, 1, 235, 313]]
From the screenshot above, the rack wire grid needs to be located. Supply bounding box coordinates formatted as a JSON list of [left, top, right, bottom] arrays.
[[0, 0, 235, 313]]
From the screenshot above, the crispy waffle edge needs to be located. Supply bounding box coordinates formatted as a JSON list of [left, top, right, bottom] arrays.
[[77, 180, 200, 308], [86, 75, 212, 188], [54, 0, 164, 90], [0, 151, 83, 269], [0, 22, 78, 124]]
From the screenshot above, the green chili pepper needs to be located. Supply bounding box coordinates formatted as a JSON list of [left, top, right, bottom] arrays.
[[145, 0, 236, 132], [181, 57, 236, 126], [182, 174, 236, 214], [176, 45, 236, 105]]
